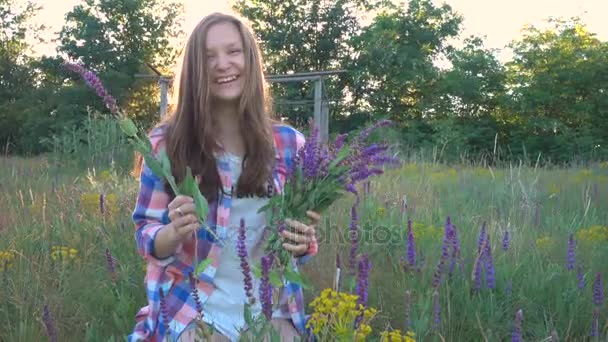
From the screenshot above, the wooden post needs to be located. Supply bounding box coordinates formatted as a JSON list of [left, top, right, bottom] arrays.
[[314, 78, 323, 140], [159, 76, 170, 118]]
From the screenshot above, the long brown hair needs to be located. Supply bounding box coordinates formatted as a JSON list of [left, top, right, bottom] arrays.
[[134, 13, 277, 203]]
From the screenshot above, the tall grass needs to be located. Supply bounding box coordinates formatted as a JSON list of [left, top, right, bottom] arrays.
[[1, 139, 607, 340]]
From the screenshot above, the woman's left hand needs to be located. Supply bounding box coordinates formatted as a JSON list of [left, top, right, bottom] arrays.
[[281, 210, 320, 257]]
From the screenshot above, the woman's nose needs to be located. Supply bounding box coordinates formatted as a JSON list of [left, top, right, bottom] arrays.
[[215, 54, 230, 71]]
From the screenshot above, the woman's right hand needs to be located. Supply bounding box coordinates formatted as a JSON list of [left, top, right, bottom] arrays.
[[166, 195, 201, 243]]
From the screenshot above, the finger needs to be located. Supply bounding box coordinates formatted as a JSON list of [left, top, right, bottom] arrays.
[[178, 202, 197, 215], [286, 219, 313, 236], [306, 210, 321, 224], [168, 195, 194, 210], [175, 222, 199, 239], [282, 242, 308, 256], [168, 203, 198, 222], [281, 230, 312, 244], [171, 213, 199, 228]]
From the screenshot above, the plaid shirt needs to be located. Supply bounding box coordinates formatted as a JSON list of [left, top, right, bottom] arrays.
[[129, 124, 317, 342]]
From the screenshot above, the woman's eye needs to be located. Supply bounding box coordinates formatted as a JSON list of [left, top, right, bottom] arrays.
[[230, 49, 242, 55]]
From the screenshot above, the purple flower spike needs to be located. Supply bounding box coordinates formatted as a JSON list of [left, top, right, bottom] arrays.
[[577, 265, 586, 290], [64, 62, 119, 114], [405, 290, 412, 329], [567, 233, 576, 271], [484, 238, 496, 289], [478, 222, 487, 254], [349, 200, 360, 270], [593, 273, 603, 307], [237, 219, 255, 304], [99, 193, 105, 215], [502, 230, 510, 251], [406, 219, 417, 270], [105, 247, 117, 281], [432, 290, 441, 331], [591, 307, 599, 337], [259, 254, 274, 320], [512, 309, 523, 342], [448, 224, 462, 276], [42, 304, 58, 342], [432, 218, 453, 288], [355, 254, 371, 328], [356, 254, 371, 308], [472, 251, 484, 292], [189, 272, 203, 315]]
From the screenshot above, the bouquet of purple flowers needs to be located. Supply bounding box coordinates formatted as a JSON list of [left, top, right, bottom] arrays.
[[257, 121, 400, 287]]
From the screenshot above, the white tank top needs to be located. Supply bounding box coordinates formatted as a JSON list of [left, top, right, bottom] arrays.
[[201, 152, 287, 341]]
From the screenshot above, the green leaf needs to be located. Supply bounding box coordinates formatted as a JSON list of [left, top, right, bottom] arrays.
[[142, 154, 164, 178], [243, 303, 253, 326], [195, 258, 213, 276], [269, 270, 283, 288], [158, 150, 172, 174], [118, 117, 138, 137], [284, 267, 310, 289], [252, 264, 262, 278], [179, 166, 195, 195]]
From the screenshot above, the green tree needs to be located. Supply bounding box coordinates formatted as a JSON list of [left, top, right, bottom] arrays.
[[350, 0, 462, 122], [505, 18, 608, 161], [0, 0, 44, 152], [233, 0, 382, 126], [436, 36, 505, 118], [56, 0, 184, 125]]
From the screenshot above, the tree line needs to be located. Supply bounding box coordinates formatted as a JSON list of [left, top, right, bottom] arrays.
[[1, 0, 606, 163]]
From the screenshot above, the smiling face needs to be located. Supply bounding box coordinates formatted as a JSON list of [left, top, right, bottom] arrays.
[[205, 21, 246, 103]]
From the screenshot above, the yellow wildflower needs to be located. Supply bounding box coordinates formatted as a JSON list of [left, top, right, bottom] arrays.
[[80, 192, 118, 215], [0, 251, 16, 271], [535, 236, 556, 250], [576, 225, 608, 243], [51, 246, 79, 262], [380, 329, 417, 342], [98, 169, 113, 182], [308, 288, 378, 341], [377, 207, 385, 216]]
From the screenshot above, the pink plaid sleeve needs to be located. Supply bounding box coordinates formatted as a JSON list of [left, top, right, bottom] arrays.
[[132, 132, 176, 267]]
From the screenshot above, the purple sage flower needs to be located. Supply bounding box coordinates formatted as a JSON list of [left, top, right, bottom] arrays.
[[478, 222, 487, 254], [512, 309, 523, 342], [356, 254, 371, 308], [591, 307, 599, 337], [64, 62, 119, 114], [405, 290, 412, 329], [432, 290, 441, 331], [577, 265, 586, 290], [484, 238, 496, 290], [42, 304, 58, 342], [567, 233, 576, 271], [105, 247, 117, 281], [349, 200, 360, 271], [159, 288, 170, 335], [593, 272, 603, 307], [432, 217, 453, 288], [448, 224, 463, 277], [237, 219, 255, 304], [189, 272, 203, 315], [472, 251, 484, 292], [406, 219, 417, 270], [99, 193, 105, 215], [259, 254, 274, 320], [502, 230, 510, 251], [355, 254, 371, 328]]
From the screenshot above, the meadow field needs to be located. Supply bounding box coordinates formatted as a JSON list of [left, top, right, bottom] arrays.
[[1, 153, 607, 341]]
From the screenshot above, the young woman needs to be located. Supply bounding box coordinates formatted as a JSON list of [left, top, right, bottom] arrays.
[[129, 12, 320, 342]]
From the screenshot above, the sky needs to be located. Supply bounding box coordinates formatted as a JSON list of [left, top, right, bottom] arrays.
[[25, 0, 608, 62]]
